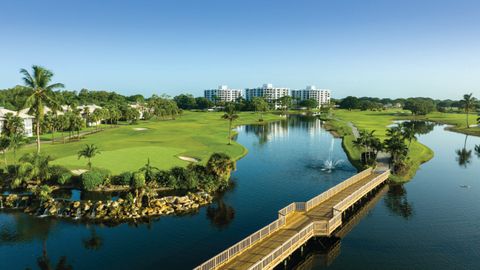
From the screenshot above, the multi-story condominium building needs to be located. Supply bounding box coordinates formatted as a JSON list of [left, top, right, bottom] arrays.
[[291, 85, 331, 108], [204, 85, 242, 103], [245, 83, 290, 109], [0, 107, 34, 137]]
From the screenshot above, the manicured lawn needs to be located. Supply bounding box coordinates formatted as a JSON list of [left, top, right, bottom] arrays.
[[408, 111, 480, 136], [6, 111, 282, 174], [330, 109, 434, 182]]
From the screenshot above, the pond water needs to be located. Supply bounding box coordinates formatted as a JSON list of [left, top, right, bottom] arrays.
[[0, 116, 479, 269]]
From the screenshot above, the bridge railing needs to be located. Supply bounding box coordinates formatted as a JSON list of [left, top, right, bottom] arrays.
[[333, 170, 390, 213], [305, 168, 373, 211], [193, 215, 286, 270], [248, 222, 317, 270]]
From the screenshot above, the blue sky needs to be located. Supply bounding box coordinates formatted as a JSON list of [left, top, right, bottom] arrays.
[[1, 0, 479, 99]]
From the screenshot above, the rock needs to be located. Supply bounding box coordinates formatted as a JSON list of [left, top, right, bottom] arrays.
[[73, 201, 81, 208], [176, 196, 190, 204]]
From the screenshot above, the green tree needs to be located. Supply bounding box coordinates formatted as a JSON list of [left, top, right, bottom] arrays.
[[139, 158, 159, 183], [125, 107, 140, 124], [277, 96, 293, 113], [299, 98, 319, 110], [221, 103, 239, 145], [401, 122, 417, 149], [385, 127, 409, 173], [206, 153, 235, 183], [339, 96, 359, 111], [21, 65, 64, 153], [252, 97, 268, 121], [78, 144, 101, 170], [461, 93, 476, 128]]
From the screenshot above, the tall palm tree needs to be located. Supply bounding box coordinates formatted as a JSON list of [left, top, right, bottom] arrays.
[[0, 137, 10, 167], [21, 65, 64, 153], [461, 93, 475, 128], [401, 122, 417, 149], [78, 144, 101, 170], [221, 103, 239, 145]]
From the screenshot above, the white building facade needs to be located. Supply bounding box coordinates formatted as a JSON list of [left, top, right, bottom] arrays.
[[204, 85, 242, 103], [245, 84, 290, 109], [0, 107, 34, 137], [291, 85, 331, 108]]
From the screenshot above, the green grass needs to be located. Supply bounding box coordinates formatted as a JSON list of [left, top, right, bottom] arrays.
[[405, 111, 480, 136], [329, 109, 434, 182], [6, 111, 282, 174]]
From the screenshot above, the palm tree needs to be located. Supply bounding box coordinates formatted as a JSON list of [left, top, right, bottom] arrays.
[[139, 158, 159, 182], [206, 153, 236, 182], [461, 93, 475, 128], [43, 112, 56, 144], [401, 122, 417, 149], [221, 103, 239, 145], [78, 144, 100, 170], [0, 137, 10, 167], [21, 65, 64, 153]]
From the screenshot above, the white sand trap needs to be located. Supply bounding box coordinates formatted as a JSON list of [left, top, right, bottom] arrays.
[[178, 156, 200, 162], [133, 128, 148, 131], [71, 169, 88, 175]]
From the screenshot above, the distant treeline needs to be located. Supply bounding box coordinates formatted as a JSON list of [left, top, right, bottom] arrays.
[[1, 86, 477, 115], [336, 96, 480, 115]]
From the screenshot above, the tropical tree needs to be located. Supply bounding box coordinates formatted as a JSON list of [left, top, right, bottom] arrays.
[[56, 114, 69, 143], [277, 96, 293, 114], [221, 103, 239, 145], [139, 158, 159, 183], [385, 127, 409, 173], [0, 137, 10, 167], [461, 93, 476, 128], [401, 122, 417, 149], [92, 108, 104, 130], [252, 97, 268, 121], [13, 153, 52, 187], [43, 112, 57, 144], [125, 107, 140, 124], [206, 153, 235, 183], [78, 144, 101, 170], [21, 65, 64, 153]]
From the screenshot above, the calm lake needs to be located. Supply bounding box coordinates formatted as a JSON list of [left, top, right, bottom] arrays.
[[1, 115, 479, 269]]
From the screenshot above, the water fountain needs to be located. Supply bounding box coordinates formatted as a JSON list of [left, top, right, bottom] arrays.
[[322, 138, 344, 172]]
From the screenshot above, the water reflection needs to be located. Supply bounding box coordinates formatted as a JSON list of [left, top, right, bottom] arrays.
[[0, 213, 55, 244], [455, 135, 473, 168], [82, 226, 103, 251], [206, 185, 236, 230], [401, 121, 436, 135], [34, 248, 73, 270], [243, 114, 323, 146], [383, 184, 414, 219]]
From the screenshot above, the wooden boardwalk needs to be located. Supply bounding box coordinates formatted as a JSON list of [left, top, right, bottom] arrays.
[[195, 168, 390, 270]]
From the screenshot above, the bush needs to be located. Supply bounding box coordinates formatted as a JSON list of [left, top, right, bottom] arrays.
[[131, 172, 146, 189], [49, 165, 73, 185], [170, 166, 198, 190], [81, 171, 104, 191], [113, 171, 133, 185]]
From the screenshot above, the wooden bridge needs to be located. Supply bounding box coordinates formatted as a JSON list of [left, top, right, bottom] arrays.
[[194, 168, 390, 270]]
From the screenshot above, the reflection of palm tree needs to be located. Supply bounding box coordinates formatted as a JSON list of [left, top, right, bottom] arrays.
[[456, 135, 472, 168], [384, 184, 414, 219], [82, 227, 103, 251], [36, 240, 73, 270], [206, 200, 235, 229], [475, 145, 480, 158]]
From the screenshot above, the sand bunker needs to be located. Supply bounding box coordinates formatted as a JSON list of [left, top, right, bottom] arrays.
[[133, 128, 148, 131], [178, 156, 200, 162], [71, 169, 88, 175]]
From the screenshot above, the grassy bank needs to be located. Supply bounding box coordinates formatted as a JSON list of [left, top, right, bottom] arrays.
[[5, 111, 282, 174], [328, 109, 434, 182], [404, 111, 480, 136]]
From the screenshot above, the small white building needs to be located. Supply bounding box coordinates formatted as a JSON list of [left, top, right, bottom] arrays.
[[77, 105, 103, 126], [204, 85, 242, 103], [0, 107, 34, 137], [245, 83, 290, 109], [129, 103, 147, 119], [291, 85, 331, 108]]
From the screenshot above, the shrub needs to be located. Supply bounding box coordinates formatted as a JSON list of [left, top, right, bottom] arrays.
[[113, 171, 133, 185], [49, 165, 72, 185], [131, 172, 146, 189], [170, 166, 198, 190], [155, 170, 175, 188], [81, 171, 104, 191]]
